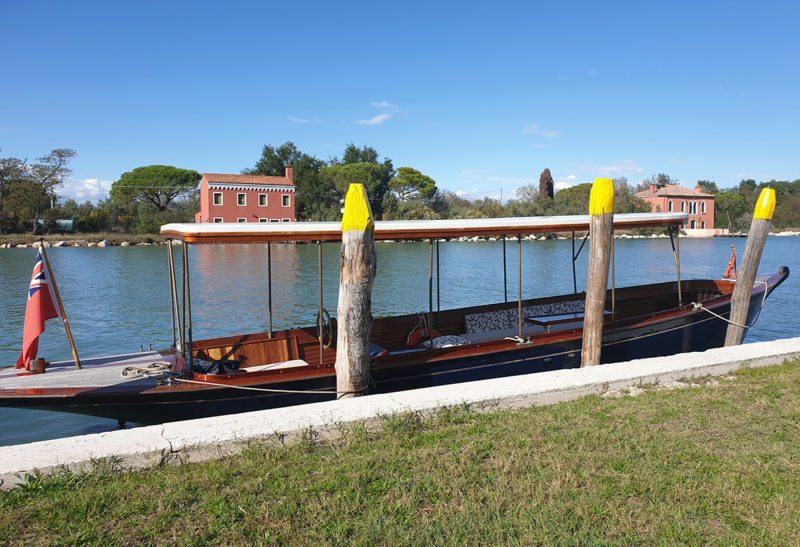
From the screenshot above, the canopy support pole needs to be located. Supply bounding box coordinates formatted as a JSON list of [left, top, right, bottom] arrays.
[[503, 235, 508, 303], [166, 240, 177, 349], [267, 243, 273, 338], [167, 240, 183, 353], [611, 235, 616, 319], [428, 239, 434, 347], [436, 238, 440, 326], [182, 243, 193, 368], [318, 241, 323, 364], [669, 227, 682, 307], [572, 231, 589, 295], [517, 235, 523, 339]]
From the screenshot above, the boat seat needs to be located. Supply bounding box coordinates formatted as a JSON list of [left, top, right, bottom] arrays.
[[460, 324, 547, 344], [464, 300, 585, 334], [242, 359, 309, 372]]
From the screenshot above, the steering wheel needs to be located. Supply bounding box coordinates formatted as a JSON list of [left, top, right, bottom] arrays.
[[316, 308, 333, 349]]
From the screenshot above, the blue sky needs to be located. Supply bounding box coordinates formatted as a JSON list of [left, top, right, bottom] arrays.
[[2, 1, 798, 203]]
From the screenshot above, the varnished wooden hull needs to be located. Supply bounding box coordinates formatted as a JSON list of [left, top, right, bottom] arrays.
[[2, 268, 787, 425]]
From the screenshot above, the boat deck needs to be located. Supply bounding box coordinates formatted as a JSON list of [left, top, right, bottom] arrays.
[[0, 351, 174, 390]]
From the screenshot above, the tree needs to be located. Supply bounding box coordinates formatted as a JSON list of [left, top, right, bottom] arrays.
[[246, 141, 332, 220], [110, 165, 200, 212], [389, 167, 437, 202], [715, 191, 748, 233], [696, 180, 718, 194], [635, 173, 675, 193], [27, 149, 77, 233], [0, 150, 28, 232], [331, 144, 394, 218], [539, 168, 554, 199], [319, 162, 387, 205]]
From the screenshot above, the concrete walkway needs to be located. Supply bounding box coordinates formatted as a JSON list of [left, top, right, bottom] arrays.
[[2, 337, 799, 489]]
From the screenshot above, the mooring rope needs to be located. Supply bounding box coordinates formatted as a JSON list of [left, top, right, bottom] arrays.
[[173, 376, 367, 397], [690, 281, 769, 330]]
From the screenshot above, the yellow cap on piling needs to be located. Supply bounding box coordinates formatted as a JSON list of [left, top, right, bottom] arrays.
[[341, 183, 375, 232], [589, 178, 615, 215], [752, 188, 776, 220]]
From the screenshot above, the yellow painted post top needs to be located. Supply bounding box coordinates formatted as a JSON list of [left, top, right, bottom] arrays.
[[753, 188, 776, 220], [341, 183, 375, 232], [589, 178, 615, 215]]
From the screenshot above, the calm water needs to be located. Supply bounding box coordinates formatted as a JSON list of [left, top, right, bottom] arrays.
[[1, 236, 798, 445]]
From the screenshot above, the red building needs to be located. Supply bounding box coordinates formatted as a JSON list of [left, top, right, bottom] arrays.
[[635, 183, 715, 230], [195, 166, 296, 223]]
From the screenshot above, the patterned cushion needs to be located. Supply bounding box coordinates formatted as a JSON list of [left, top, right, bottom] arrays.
[[465, 301, 585, 333], [420, 335, 471, 349]]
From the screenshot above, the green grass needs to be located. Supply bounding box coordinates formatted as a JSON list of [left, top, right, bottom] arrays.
[[2, 361, 800, 545]]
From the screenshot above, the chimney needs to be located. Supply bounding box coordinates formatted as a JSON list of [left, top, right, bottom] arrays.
[[285, 164, 294, 183], [649, 184, 656, 195], [695, 185, 702, 192]]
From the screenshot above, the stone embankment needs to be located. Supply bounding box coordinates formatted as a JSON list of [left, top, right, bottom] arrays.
[[0, 239, 180, 249], [0, 337, 798, 490]]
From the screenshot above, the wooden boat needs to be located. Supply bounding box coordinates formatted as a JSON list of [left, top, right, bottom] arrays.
[[0, 213, 789, 425]]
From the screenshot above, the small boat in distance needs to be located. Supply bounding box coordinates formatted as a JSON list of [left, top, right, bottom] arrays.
[[0, 213, 789, 425]]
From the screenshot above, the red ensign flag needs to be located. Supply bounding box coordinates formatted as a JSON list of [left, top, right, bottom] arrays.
[[16, 248, 61, 369]]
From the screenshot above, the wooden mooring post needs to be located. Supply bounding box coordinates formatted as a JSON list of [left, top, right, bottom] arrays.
[[724, 188, 775, 346], [335, 183, 377, 398], [581, 178, 615, 367]]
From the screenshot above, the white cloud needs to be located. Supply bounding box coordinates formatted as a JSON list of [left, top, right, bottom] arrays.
[[370, 101, 400, 112], [587, 69, 599, 76], [288, 116, 310, 123], [523, 125, 561, 139], [554, 181, 573, 191], [356, 113, 391, 125], [60, 177, 113, 203], [566, 174, 576, 180], [586, 160, 645, 176]]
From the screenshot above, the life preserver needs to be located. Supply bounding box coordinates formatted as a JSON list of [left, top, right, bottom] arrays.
[[406, 327, 441, 346]]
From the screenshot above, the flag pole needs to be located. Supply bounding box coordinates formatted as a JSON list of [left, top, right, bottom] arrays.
[[39, 241, 82, 369]]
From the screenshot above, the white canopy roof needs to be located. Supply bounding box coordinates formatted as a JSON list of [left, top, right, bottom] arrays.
[[161, 213, 688, 244]]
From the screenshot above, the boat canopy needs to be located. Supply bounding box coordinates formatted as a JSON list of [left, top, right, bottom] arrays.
[[160, 212, 688, 244]]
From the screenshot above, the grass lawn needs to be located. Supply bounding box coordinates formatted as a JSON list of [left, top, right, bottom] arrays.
[[1, 361, 799, 544]]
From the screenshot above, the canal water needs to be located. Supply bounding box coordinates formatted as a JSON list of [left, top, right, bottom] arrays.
[[1, 236, 798, 446]]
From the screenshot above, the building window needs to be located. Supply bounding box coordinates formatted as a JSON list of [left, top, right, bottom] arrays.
[[702, 201, 706, 213], [259, 218, 268, 223], [259, 194, 268, 206], [702, 221, 706, 229], [237, 193, 246, 206], [213, 217, 223, 223], [270, 219, 280, 223], [681, 201, 685, 212], [282, 218, 290, 222], [690, 219, 696, 229], [237, 218, 247, 223], [282, 194, 291, 207], [668, 200, 673, 212], [213, 192, 223, 205]]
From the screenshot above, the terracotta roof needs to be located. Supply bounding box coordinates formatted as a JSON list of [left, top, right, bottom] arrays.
[[635, 184, 713, 198], [203, 173, 293, 186]]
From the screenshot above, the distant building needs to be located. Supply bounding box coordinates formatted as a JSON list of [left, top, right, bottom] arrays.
[[635, 183, 715, 230], [194, 166, 295, 223]]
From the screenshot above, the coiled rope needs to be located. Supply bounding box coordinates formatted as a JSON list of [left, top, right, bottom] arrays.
[[121, 362, 173, 378]]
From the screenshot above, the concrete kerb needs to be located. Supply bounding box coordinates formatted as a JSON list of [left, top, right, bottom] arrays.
[[1, 337, 799, 489]]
